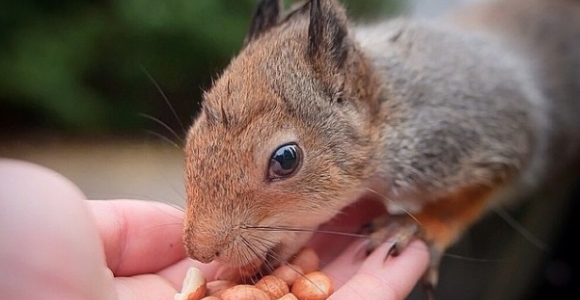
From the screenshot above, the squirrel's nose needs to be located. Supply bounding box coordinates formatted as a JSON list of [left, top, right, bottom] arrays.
[[183, 222, 225, 263], [188, 244, 221, 263], [195, 251, 219, 263], [184, 231, 222, 263]]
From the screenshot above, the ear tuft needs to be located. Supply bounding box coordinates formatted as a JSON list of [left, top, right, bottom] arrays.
[[307, 0, 349, 71], [245, 0, 282, 45]]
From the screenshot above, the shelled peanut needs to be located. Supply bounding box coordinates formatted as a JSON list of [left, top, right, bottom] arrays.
[[175, 247, 334, 300]]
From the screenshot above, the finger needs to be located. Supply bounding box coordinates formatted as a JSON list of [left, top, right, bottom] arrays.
[[0, 159, 117, 300], [329, 240, 429, 300], [115, 274, 177, 300], [89, 199, 186, 276], [322, 239, 369, 289]]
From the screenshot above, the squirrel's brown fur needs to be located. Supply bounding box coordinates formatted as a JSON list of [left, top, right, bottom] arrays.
[[183, 0, 580, 296]]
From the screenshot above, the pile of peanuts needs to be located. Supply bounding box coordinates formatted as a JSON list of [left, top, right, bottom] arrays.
[[174, 247, 333, 300]]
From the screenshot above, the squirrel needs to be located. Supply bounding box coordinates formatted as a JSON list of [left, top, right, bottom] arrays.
[[182, 0, 580, 298]]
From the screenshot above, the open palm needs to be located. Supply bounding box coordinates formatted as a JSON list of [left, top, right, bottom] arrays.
[[0, 159, 428, 300]]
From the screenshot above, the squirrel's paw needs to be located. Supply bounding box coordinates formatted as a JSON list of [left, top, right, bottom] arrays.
[[359, 215, 440, 300], [359, 214, 419, 257]]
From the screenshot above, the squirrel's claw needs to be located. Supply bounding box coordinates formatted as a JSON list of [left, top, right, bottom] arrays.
[[361, 214, 419, 257], [421, 254, 440, 300], [421, 239, 444, 300], [360, 215, 441, 300]]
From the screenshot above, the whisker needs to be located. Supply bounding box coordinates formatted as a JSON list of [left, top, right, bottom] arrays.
[[143, 129, 182, 150], [241, 232, 328, 291], [363, 187, 422, 226], [140, 113, 184, 144], [245, 226, 369, 239], [140, 65, 186, 134], [164, 202, 185, 213], [145, 222, 183, 230], [238, 239, 253, 282], [240, 237, 266, 284], [233, 238, 251, 282], [492, 205, 549, 252], [245, 235, 278, 274], [278, 260, 326, 294], [443, 252, 507, 263], [245, 233, 278, 251]]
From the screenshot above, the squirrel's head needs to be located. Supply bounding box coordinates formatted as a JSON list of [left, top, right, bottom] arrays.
[[184, 0, 381, 273]]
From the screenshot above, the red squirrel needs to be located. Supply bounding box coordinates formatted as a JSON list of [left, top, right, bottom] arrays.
[[182, 0, 580, 297]]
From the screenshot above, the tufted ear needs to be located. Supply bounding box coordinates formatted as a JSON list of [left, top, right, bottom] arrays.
[[244, 0, 282, 45], [307, 0, 349, 73]]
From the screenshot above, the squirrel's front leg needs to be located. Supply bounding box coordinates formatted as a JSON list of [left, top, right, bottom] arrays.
[[364, 184, 495, 300]]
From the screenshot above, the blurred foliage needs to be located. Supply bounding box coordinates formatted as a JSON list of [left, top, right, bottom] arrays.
[[0, 0, 401, 136]]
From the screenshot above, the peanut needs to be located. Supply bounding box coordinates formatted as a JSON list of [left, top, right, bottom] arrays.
[[177, 248, 335, 300], [271, 264, 304, 286], [207, 280, 237, 297], [277, 293, 299, 300], [289, 247, 319, 274], [220, 284, 271, 300], [255, 275, 289, 299], [291, 271, 333, 300], [174, 267, 207, 300]]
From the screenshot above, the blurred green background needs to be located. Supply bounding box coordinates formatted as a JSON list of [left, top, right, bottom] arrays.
[[0, 0, 401, 137]]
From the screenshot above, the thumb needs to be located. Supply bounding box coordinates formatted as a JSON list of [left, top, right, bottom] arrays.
[[0, 159, 117, 300]]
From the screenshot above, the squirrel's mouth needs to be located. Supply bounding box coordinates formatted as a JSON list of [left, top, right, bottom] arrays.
[[219, 196, 388, 281], [222, 242, 284, 283], [263, 242, 284, 269]]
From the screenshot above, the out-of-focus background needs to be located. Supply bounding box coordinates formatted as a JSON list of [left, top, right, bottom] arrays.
[[0, 0, 576, 299], [0, 0, 402, 203]]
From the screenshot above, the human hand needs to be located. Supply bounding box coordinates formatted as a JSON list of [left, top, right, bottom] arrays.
[[0, 159, 429, 300], [0, 158, 206, 300]]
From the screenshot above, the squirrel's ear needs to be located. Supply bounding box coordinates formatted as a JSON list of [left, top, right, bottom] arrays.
[[308, 0, 349, 71], [244, 0, 281, 45]]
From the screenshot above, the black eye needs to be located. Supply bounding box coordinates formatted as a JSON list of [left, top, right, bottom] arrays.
[[268, 143, 302, 180]]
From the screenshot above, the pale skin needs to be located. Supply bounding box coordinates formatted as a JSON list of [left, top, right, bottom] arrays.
[[0, 158, 429, 300]]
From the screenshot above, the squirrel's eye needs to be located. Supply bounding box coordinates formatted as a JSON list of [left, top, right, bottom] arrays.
[[268, 143, 302, 180]]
